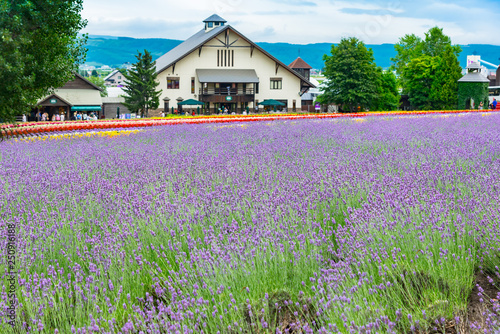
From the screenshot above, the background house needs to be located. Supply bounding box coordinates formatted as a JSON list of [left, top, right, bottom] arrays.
[[104, 70, 127, 87], [33, 73, 103, 120]]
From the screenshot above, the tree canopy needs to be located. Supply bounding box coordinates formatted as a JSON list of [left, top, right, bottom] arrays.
[[122, 50, 162, 118], [391, 27, 462, 110], [319, 37, 379, 112], [87, 76, 108, 97], [371, 69, 400, 111], [0, 0, 88, 122], [319, 37, 399, 112]]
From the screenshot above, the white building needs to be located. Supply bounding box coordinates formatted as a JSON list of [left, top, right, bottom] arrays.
[[466, 55, 492, 77], [104, 70, 126, 87], [154, 14, 315, 114]]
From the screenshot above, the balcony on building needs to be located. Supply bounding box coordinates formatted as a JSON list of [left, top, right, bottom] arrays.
[[196, 69, 258, 103]]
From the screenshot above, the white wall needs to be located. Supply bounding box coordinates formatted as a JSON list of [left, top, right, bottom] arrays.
[[54, 89, 102, 106]]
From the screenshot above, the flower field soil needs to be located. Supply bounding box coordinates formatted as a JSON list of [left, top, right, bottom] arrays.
[[1, 113, 499, 333]]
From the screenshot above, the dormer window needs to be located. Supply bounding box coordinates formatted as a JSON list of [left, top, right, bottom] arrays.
[[208, 22, 213, 28]]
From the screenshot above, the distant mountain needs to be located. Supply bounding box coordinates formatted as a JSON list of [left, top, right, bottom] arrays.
[[84, 35, 500, 71]]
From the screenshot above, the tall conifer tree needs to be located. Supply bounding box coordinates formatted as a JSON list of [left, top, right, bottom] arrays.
[[122, 50, 161, 118]]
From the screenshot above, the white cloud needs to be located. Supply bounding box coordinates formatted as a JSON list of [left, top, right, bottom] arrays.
[[81, 0, 500, 44]]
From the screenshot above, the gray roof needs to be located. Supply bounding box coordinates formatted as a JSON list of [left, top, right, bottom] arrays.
[[466, 62, 482, 70], [102, 97, 125, 103], [196, 69, 259, 83], [154, 25, 315, 88], [104, 70, 123, 81], [155, 25, 226, 74], [458, 72, 490, 83], [203, 14, 227, 23]]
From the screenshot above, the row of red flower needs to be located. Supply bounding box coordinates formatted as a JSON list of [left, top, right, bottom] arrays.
[[1, 109, 498, 138]]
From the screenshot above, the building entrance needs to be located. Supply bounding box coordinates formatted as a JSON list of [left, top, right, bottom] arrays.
[[216, 103, 236, 114]]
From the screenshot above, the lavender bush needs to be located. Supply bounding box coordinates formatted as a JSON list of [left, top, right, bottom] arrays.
[[1, 114, 499, 333]]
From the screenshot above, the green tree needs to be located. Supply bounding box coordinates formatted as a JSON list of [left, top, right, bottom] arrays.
[[91, 69, 99, 77], [87, 76, 108, 97], [391, 27, 462, 110], [122, 50, 161, 118], [319, 37, 378, 112], [370, 69, 400, 111], [403, 55, 435, 110], [422, 27, 460, 58], [390, 34, 423, 94], [0, 0, 87, 122], [429, 45, 462, 110]]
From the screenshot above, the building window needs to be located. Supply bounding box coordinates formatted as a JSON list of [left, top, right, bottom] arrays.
[[167, 77, 180, 89], [191, 77, 195, 94], [255, 83, 259, 94], [270, 78, 282, 90], [208, 22, 213, 28], [217, 49, 234, 67], [118, 76, 121, 79]]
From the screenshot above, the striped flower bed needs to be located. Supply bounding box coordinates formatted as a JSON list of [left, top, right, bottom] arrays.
[[1, 109, 499, 139]]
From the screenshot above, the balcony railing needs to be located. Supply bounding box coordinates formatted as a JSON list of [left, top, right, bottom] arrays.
[[199, 88, 255, 96]]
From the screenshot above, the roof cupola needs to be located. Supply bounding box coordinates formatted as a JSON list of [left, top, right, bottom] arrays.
[[203, 14, 227, 32]]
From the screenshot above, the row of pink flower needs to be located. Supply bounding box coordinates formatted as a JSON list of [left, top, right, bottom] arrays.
[[2, 109, 499, 137]]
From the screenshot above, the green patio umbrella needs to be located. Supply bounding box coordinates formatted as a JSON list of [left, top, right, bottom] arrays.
[[258, 99, 285, 106], [178, 99, 205, 106], [259, 99, 285, 112], [178, 99, 205, 115]]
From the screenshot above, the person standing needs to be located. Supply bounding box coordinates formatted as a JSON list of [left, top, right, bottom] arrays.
[[22, 114, 26, 122], [493, 98, 497, 110]]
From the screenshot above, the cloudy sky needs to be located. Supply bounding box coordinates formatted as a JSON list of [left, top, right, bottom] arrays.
[[81, 0, 500, 45]]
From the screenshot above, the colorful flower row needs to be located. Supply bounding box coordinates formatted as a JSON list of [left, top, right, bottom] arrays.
[[2, 108, 499, 138], [10, 129, 143, 143]]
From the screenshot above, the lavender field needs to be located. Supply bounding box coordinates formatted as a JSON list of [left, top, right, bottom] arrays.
[[1, 114, 500, 333]]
